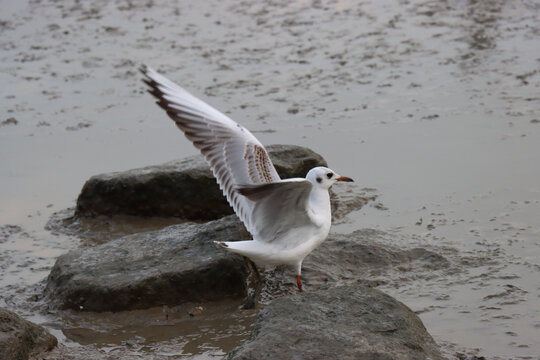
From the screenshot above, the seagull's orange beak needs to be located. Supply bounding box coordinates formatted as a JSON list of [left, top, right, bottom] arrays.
[[336, 176, 354, 182]]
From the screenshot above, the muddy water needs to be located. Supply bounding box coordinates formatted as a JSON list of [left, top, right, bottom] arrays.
[[56, 300, 257, 358], [1, 0, 539, 359]]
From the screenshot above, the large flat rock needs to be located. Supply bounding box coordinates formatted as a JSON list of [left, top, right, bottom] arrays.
[[75, 144, 327, 220], [0, 307, 57, 360], [227, 284, 444, 360], [44, 216, 250, 312]]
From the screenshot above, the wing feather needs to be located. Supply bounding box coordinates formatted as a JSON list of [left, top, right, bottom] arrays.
[[140, 65, 281, 235], [237, 180, 313, 242]]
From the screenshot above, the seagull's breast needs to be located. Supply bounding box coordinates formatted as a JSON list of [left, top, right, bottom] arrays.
[[307, 187, 332, 228]]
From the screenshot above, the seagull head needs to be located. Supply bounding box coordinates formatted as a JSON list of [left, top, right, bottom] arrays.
[[306, 167, 353, 189]]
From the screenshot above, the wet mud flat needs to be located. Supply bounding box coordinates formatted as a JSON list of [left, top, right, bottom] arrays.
[[1, 0, 539, 359]]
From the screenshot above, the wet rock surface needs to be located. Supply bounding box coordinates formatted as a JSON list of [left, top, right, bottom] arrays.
[[227, 284, 444, 360], [75, 145, 327, 220], [304, 229, 450, 285], [0, 307, 57, 360], [44, 215, 250, 312]]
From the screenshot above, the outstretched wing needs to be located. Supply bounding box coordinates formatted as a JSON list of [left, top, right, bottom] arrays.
[[237, 179, 314, 242], [140, 65, 281, 235]]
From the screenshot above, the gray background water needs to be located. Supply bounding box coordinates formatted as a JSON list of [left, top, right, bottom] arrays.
[[1, 0, 539, 359]]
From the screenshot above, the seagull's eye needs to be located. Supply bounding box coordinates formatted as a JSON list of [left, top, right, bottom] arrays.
[[316, 177, 322, 183], [326, 172, 333, 179]]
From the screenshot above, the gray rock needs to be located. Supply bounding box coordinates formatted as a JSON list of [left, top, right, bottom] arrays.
[[304, 229, 450, 284], [330, 187, 379, 224], [261, 144, 328, 180], [0, 307, 57, 360], [44, 215, 250, 312], [227, 284, 444, 360], [75, 144, 327, 220]]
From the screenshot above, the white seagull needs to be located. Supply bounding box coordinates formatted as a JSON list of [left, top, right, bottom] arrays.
[[141, 65, 353, 292]]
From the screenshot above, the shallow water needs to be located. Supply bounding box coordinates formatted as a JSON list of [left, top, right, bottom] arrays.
[[1, 0, 539, 358]]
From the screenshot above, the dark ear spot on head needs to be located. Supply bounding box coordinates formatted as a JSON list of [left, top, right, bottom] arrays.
[[316, 177, 322, 183]]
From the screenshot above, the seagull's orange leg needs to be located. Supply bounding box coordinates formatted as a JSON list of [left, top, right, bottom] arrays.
[[296, 274, 303, 292]]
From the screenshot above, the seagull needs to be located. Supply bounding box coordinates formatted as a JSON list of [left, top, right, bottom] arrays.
[[140, 65, 353, 292]]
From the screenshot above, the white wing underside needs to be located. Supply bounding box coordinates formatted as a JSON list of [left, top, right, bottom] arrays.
[[141, 66, 314, 241]]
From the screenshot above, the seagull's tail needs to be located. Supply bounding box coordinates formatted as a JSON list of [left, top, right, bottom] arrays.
[[213, 240, 275, 266]]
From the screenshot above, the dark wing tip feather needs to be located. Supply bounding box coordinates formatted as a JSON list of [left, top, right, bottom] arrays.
[[151, 88, 165, 98], [141, 67, 167, 102], [141, 76, 171, 112], [160, 101, 173, 113], [142, 78, 153, 87], [147, 86, 164, 99], [144, 84, 165, 100]]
